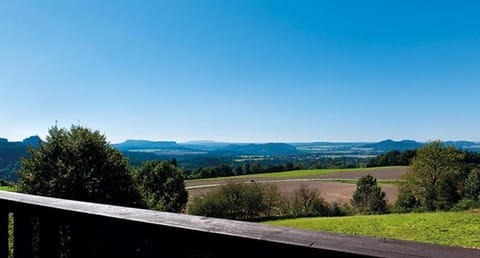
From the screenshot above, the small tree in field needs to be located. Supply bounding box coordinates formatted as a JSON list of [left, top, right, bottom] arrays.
[[285, 185, 328, 217], [351, 174, 387, 214]]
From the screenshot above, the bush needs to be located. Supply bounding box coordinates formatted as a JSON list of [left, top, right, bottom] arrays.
[[394, 186, 419, 213], [189, 182, 272, 220], [464, 168, 480, 202], [451, 198, 480, 211]]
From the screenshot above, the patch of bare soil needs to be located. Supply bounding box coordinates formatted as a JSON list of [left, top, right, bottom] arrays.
[[188, 181, 398, 205], [186, 167, 405, 204]]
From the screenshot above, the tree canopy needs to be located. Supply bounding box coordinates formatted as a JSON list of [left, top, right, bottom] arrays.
[[135, 160, 188, 212], [400, 141, 465, 211], [18, 126, 144, 208]]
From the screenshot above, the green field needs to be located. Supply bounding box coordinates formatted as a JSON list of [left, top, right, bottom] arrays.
[[187, 166, 402, 182], [265, 211, 480, 248], [0, 186, 14, 192]]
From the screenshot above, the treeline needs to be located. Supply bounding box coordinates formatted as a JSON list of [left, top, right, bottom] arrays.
[[184, 162, 301, 179], [367, 150, 416, 167], [367, 149, 480, 168]]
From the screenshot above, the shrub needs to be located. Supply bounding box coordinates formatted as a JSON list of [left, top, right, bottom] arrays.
[[189, 182, 272, 220]]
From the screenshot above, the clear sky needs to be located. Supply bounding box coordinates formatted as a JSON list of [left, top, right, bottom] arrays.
[[1, 1, 479, 143]]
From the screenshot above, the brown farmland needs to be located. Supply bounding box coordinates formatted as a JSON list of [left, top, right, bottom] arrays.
[[186, 167, 407, 204]]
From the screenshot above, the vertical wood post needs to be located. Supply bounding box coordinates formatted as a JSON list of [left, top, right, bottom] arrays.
[[39, 217, 60, 258], [70, 220, 93, 258], [13, 213, 33, 258], [0, 211, 8, 258]]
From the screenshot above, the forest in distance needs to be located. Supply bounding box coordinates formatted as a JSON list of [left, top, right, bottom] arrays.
[[1, 135, 480, 182]]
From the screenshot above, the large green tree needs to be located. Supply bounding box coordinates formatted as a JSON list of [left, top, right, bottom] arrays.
[[400, 141, 464, 211], [18, 126, 144, 208], [135, 160, 188, 212]]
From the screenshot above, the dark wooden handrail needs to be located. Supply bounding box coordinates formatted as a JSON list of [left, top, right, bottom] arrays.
[[0, 191, 479, 258]]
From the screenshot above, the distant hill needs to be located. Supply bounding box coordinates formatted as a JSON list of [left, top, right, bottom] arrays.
[[211, 143, 299, 156], [179, 141, 231, 151], [0, 136, 42, 181], [113, 140, 186, 151], [22, 135, 42, 147], [444, 141, 480, 150], [361, 140, 423, 152]]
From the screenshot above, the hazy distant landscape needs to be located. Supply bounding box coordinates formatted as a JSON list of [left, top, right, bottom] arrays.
[[2, 136, 479, 181]]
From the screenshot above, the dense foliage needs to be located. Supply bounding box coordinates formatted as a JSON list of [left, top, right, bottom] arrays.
[[366, 150, 416, 167], [189, 183, 271, 220], [351, 175, 387, 214], [396, 141, 480, 211], [18, 126, 145, 207], [135, 160, 188, 212]]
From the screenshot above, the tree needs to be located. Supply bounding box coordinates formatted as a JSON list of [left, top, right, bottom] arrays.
[[402, 141, 464, 210], [464, 168, 480, 203], [18, 126, 144, 208], [135, 160, 188, 212], [284, 185, 328, 217], [351, 175, 387, 214], [394, 184, 418, 212]]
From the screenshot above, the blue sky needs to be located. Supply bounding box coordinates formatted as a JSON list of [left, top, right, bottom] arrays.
[[1, 1, 479, 143]]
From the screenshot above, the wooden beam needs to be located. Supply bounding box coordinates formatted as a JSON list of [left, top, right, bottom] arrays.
[[0, 191, 479, 258]]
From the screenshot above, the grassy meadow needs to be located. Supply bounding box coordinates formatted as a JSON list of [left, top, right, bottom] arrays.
[[265, 210, 480, 248], [0, 186, 14, 192]]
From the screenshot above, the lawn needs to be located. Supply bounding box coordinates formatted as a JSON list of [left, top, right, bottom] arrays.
[[265, 210, 480, 248], [187, 166, 402, 182], [0, 186, 14, 192]]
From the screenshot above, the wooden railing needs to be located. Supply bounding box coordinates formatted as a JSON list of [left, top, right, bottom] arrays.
[[0, 191, 479, 258]]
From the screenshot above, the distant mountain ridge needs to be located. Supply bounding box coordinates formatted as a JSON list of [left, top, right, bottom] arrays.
[[1, 136, 480, 181], [361, 139, 424, 151], [112, 138, 480, 155], [211, 143, 299, 156], [0, 136, 42, 181], [113, 140, 188, 151]]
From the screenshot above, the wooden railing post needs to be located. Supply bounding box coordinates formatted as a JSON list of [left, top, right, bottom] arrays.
[[70, 220, 94, 258], [13, 213, 33, 258], [39, 217, 60, 258], [0, 211, 8, 258]]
